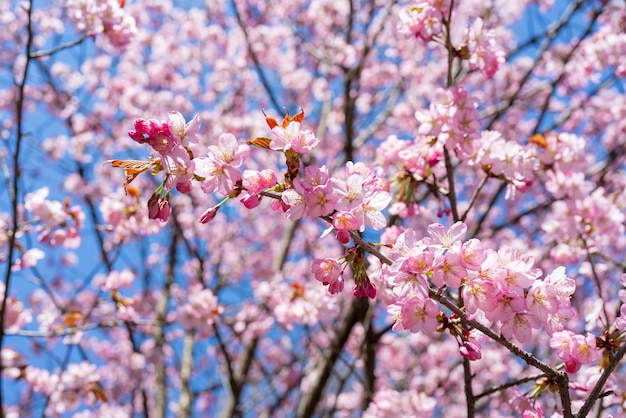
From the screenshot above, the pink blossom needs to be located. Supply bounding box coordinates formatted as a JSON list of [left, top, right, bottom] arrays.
[[365, 389, 436, 417], [24, 187, 66, 228], [502, 258, 541, 296], [401, 244, 434, 275], [388, 270, 429, 299], [327, 275, 345, 294], [500, 312, 541, 343], [354, 276, 376, 299], [467, 18, 505, 78], [2, 295, 32, 331], [462, 277, 499, 320], [2, 348, 25, 380], [303, 184, 338, 217], [99, 269, 135, 292], [332, 173, 366, 212], [168, 111, 201, 147], [281, 189, 307, 220], [161, 145, 195, 192], [616, 304, 626, 331], [550, 331, 599, 373], [544, 266, 576, 304], [484, 291, 526, 323], [128, 118, 176, 155], [354, 190, 391, 231], [270, 121, 319, 153], [397, 1, 449, 41], [573, 333, 599, 365], [176, 180, 193, 194], [311, 258, 345, 295], [240, 194, 262, 209], [24, 188, 84, 248], [242, 169, 277, 195], [66, 0, 137, 47], [475, 131, 539, 196], [311, 258, 342, 285], [431, 250, 467, 288], [424, 221, 467, 251], [176, 286, 222, 337], [195, 133, 250, 196], [335, 229, 351, 245], [12, 248, 45, 271], [521, 405, 545, 418], [526, 281, 559, 322], [332, 211, 360, 231], [392, 295, 439, 333], [195, 156, 241, 196], [24, 361, 101, 415], [459, 340, 482, 361], [460, 238, 486, 270], [209, 133, 250, 168], [550, 330, 576, 359]]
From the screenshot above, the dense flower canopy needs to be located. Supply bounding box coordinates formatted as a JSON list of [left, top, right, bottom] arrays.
[[1, 0, 626, 417]]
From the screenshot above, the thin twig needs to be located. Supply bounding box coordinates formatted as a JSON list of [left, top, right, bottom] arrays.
[[29, 34, 90, 58], [0, 1, 35, 414]]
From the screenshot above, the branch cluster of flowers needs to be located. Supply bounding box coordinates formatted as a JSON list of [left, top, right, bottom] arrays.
[[380, 221, 601, 371], [398, 1, 504, 78], [111, 106, 622, 391], [111, 110, 391, 298], [66, 0, 137, 48]]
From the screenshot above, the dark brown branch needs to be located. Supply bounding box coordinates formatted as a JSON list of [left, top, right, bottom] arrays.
[[531, 3, 606, 134], [230, 0, 283, 115], [29, 34, 89, 58], [485, 0, 584, 129], [0, 1, 34, 415], [295, 297, 369, 418]]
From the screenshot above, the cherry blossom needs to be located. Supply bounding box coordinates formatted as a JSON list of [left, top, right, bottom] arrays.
[[4, 1, 626, 416], [270, 121, 319, 153], [195, 133, 250, 196]]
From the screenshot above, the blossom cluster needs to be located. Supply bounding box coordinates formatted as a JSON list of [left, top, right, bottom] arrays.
[[24, 187, 84, 249], [413, 85, 481, 156], [22, 362, 104, 415], [379, 86, 541, 201], [175, 286, 223, 338], [115, 111, 393, 301], [397, 0, 449, 41], [550, 330, 598, 373], [398, 2, 504, 78], [466, 18, 505, 78], [381, 221, 599, 369], [312, 245, 378, 299], [473, 130, 540, 197], [281, 162, 391, 231], [119, 112, 391, 238], [66, 0, 137, 47], [0, 283, 32, 331], [110, 112, 391, 304]]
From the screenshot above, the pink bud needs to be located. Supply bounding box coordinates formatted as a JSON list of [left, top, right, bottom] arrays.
[[460, 341, 482, 361], [147, 193, 171, 222], [199, 206, 218, 223], [240, 194, 262, 209]]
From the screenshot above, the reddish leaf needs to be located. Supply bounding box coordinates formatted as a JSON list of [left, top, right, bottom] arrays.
[[262, 110, 278, 129], [246, 137, 273, 149]]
